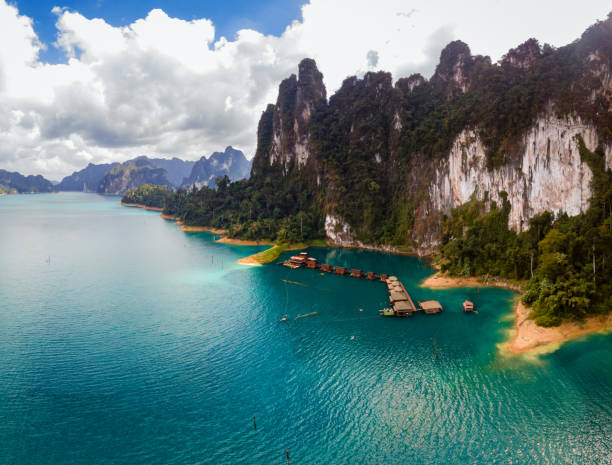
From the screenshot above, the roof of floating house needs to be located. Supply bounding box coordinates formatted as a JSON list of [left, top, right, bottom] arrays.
[[389, 291, 408, 302], [387, 276, 398, 281], [420, 300, 443, 310], [393, 301, 414, 312]]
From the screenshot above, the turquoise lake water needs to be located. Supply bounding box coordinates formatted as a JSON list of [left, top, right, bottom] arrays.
[[0, 192, 610, 464]]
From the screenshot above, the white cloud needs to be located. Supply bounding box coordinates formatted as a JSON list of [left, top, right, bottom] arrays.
[[0, 0, 610, 179]]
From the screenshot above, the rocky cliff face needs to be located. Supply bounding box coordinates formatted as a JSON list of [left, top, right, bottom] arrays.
[[252, 58, 326, 176], [430, 113, 610, 231]]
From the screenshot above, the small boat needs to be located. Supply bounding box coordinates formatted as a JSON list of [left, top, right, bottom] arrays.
[[280, 314, 288, 322], [379, 308, 395, 317], [463, 300, 475, 312]]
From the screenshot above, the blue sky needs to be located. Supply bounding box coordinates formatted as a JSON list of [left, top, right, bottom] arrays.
[[15, 0, 304, 63]]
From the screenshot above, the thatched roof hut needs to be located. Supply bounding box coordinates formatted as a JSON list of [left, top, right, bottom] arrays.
[[389, 291, 408, 303], [393, 301, 414, 314], [419, 300, 443, 313]]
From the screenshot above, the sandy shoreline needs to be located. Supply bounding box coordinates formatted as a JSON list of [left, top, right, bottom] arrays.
[[507, 300, 612, 354], [420, 272, 523, 292], [120, 202, 163, 211], [421, 272, 611, 355], [159, 213, 180, 220], [237, 255, 265, 266], [217, 237, 274, 246], [178, 225, 228, 234]]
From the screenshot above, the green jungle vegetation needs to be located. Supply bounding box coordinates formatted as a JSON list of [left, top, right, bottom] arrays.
[[439, 139, 612, 326], [122, 184, 173, 208], [163, 174, 325, 244]]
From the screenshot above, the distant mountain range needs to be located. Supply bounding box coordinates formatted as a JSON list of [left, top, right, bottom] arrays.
[[55, 149, 251, 195], [1, 149, 251, 196], [0, 169, 55, 193]]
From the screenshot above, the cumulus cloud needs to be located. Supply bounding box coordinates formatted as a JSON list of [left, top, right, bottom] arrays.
[[0, 0, 610, 179]]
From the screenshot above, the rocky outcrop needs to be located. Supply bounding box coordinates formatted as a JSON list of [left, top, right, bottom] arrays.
[[252, 58, 326, 175], [429, 113, 607, 231], [182, 146, 250, 189], [430, 40, 474, 97], [324, 214, 402, 253], [396, 74, 425, 94], [500, 39, 542, 69], [97, 158, 172, 195]]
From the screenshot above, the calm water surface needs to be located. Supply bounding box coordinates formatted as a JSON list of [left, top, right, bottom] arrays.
[[0, 193, 610, 464]]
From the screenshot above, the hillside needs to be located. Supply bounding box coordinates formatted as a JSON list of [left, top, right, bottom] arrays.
[[140, 157, 195, 187], [97, 158, 173, 195], [0, 170, 55, 193], [57, 162, 120, 192], [182, 146, 251, 189]]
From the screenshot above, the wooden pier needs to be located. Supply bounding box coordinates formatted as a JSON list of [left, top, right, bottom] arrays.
[[281, 251, 442, 318]]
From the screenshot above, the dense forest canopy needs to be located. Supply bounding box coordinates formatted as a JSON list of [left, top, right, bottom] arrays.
[[122, 184, 173, 208]]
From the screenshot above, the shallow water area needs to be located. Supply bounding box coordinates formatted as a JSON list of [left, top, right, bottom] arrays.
[[0, 193, 610, 464]]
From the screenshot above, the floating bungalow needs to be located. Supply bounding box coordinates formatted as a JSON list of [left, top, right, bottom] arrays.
[[419, 300, 443, 314], [350, 269, 364, 278], [366, 272, 378, 280], [320, 264, 333, 272], [334, 266, 348, 275], [462, 300, 475, 312], [283, 255, 307, 268], [389, 291, 408, 304], [393, 301, 415, 317], [379, 273, 389, 282], [306, 258, 319, 269]]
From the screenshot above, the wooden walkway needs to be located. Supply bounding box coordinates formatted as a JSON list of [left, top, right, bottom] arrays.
[[281, 252, 432, 317]]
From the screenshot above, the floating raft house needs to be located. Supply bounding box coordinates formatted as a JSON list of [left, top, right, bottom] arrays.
[[419, 300, 443, 314], [463, 300, 475, 312], [393, 300, 414, 317]]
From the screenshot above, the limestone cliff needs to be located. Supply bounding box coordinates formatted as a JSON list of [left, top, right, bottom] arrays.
[[251, 58, 326, 176], [430, 113, 611, 232], [249, 14, 612, 252]]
